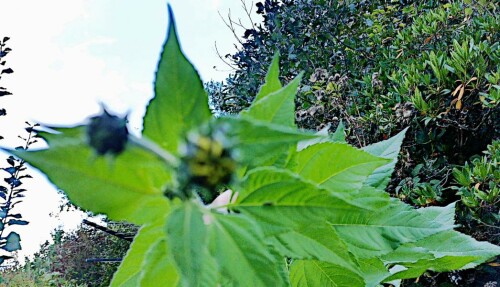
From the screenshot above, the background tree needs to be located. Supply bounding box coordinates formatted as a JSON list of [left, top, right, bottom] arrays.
[[0, 221, 134, 287]]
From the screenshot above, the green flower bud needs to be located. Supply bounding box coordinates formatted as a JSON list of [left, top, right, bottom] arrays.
[[180, 124, 236, 200]]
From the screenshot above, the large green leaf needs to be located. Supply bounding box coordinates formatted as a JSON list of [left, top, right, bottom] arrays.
[[167, 202, 218, 287], [382, 230, 500, 281], [362, 128, 407, 190], [287, 142, 390, 192], [139, 238, 179, 286], [332, 200, 454, 259], [290, 260, 365, 287], [235, 167, 380, 229], [236, 167, 456, 261], [142, 7, 211, 155], [110, 219, 169, 286], [242, 72, 302, 127], [206, 211, 289, 287], [12, 127, 172, 224]]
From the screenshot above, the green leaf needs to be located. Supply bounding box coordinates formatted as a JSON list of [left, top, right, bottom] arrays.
[[330, 121, 346, 143], [297, 122, 345, 151], [206, 211, 289, 287], [242, 72, 303, 127], [139, 238, 179, 286], [236, 167, 379, 230], [290, 260, 365, 287], [167, 202, 218, 287], [223, 117, 318, 167], [254, 53, 282, 102], [268, 224, 362, 275], [2, 232, 21, 252], [333, 200, 454, 259], [12, 127, 172, 224], [110, 220, 168, 287], [382, 230, 500, 281], [362, 128, 407, 190], [287, 142, 390, 192], [357, 258, 391, 287], [142, 7, 211, 155]]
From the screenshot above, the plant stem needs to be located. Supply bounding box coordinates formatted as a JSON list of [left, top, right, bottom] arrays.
[[128, 135, 179, 167]]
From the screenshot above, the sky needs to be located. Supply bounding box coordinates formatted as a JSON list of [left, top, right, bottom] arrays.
[[0, 0, 257, 261]]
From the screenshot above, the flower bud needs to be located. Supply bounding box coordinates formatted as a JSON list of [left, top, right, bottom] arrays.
[[87, 109, 128, 155]]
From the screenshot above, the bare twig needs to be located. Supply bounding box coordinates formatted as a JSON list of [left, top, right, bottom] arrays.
[[82, 219, 135, 242]]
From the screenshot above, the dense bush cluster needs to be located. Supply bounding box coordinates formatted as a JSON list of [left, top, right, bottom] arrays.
[[212, 0, 499, 284], [214, 0, 499, 214]]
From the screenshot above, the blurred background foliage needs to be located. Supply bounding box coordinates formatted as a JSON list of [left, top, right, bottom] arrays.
[[0, 219, 134, 287]]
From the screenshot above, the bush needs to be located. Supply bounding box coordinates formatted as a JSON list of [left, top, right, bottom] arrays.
[[0, 223, 132, 287]]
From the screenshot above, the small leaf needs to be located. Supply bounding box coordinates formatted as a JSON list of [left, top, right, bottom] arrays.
[[254, 53, 282, 102], [242, 71, 303, 127], [1, 68, 13, 74], [4, 177, 21, 187], [0, 90, 12, 97], [2, 232, 21, 252], [362, 128, 408, 190], [223, 117, 318, 167], [3, 167, 17, 175], [0, 255, 13, 266], [7, 219, 29, 226]]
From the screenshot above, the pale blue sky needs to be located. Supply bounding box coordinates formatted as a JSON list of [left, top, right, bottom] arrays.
[[0, 0, 257, 260]]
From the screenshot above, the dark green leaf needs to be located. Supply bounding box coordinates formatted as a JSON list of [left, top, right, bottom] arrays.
[[3, 232, 21, 252]]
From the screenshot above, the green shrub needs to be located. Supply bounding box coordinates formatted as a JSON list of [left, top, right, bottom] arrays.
[[216, 0, 499, 211], [452, 140, 500, 225]]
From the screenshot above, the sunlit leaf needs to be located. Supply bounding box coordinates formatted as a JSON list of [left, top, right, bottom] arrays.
[[207, 211, 289, 287], [110, 219, 168, 287], [142, 7, 211, 156], [11, 127, 172, 224], [139, 238, 179, 286], [382, 230, 500, 281], [167, 202, 218, 286], [362, 128, 407, 190]]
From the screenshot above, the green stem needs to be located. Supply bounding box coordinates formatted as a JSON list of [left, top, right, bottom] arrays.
[[128, 135, 179, 168]]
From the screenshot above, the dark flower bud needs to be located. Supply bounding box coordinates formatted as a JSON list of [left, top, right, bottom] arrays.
[[87, 109, 128, 155]]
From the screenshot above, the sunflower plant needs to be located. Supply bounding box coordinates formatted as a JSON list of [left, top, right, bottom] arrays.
[[9, 7, 500, 287]]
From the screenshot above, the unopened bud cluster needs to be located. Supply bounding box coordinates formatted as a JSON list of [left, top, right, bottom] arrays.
[[87, 109, 128, 155], [180, 126, 236, 192]]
